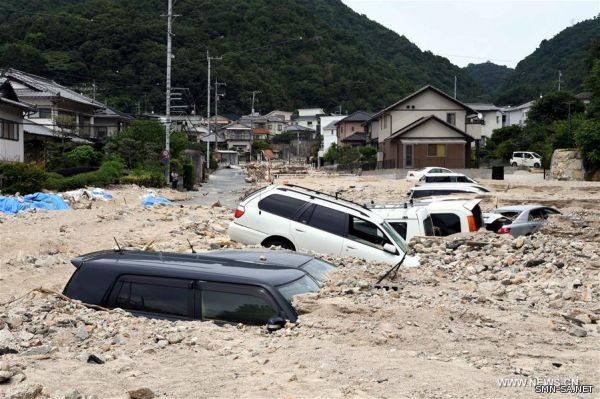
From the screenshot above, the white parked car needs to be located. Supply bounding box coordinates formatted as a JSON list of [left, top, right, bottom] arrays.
[[418, 172, 478, 185], [229, 184, 419, 266], [408, 183, 490, 200], [510, 151, 542, 168], [369, 205, 435, 242], [406, 167, 453, 182]]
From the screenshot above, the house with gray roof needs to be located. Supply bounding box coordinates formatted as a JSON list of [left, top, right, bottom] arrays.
[[0, 78, 34, 162], [335, 110, 373, 147]]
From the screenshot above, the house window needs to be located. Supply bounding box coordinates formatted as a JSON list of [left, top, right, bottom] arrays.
[[307, 121, 312, 126], [278, 125, 282, 132], [37, 108, 52, 119], [496, 115, 500, 124], [351, 126, 355, 132], [0, 119, 19, 141], [382, 116, 387, 129], [446, 113, 456, 126], [427, 144, 446, 157]]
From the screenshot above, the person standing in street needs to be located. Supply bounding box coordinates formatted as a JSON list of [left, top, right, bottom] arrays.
[[170, 170, 179, 190]]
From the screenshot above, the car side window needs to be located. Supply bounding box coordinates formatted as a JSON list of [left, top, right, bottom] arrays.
[[514, 153, 522, 158], [307, 205, 347, 236], [348, 216, 390, 249], [390, 222, 408, 239], [525, 153, 533, 159], [111, 276, 192, 318], [297, 204, 315, 224], [528, 209, 545, 221], [200, 283, 278, 325], [430, 213, 461, 236], [258, 194, 308, 219]]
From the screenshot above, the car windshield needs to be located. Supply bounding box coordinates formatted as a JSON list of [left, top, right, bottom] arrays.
[[532, 153, 541, 158], [380, 221, 409, 254], [277, 275, 320, 303], [300, 259, 335, 286]]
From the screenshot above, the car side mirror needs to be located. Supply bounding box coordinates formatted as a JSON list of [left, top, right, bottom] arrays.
[[383, 243, 398, 255], [267, 316, 286, 332]]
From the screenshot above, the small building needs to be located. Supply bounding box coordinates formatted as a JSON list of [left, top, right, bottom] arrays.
[[0, 78, 34, 162], [252, 127, 271, 141], [366, 85, 478, 169], [264, 110, 293, 122], [318, 115, 345, 161], [464, 103, 503, 144], [501, 100, 534, 127], [335, 110, 373, 146], [293, 108, 325, 132], [93, 106, 133, 140], [214, 149, 239, 166], [225, 122, 252, 154]]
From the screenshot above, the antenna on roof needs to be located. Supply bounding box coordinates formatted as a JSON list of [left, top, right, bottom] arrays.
[[113, 237, 122, 252], [187, 238, 197, 253]]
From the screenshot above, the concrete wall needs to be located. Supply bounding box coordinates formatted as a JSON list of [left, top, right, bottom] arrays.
[[0, 106, 24, 162]]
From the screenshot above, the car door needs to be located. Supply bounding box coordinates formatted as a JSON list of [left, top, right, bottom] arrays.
[[523, 153, 534, 167], [342, 215, 398, 263], [289, 204, 346, 256]]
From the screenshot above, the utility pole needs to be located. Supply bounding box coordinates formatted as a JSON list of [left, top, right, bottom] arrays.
[[558, 70, 562, 91], [250, 90, 261, 161], [162, 0, 178, 184], [214, 78, 226, 146], [206, 51, 221, 169], [454, 76, 457, 99]]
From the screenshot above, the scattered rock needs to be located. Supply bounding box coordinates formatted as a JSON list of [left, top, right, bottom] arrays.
[[128, 388, 156, 399]]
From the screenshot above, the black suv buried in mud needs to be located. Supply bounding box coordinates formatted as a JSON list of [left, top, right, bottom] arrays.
[[63, 249, 334, 328]]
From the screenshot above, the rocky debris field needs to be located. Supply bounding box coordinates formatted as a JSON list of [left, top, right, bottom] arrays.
[[0, 179, 599, 398]]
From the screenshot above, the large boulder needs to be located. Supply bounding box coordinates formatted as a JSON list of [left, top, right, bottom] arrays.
[[550, 149, 585, 181]]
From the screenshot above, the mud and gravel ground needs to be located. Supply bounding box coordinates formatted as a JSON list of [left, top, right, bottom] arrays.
[[0, 174, 598, 399]]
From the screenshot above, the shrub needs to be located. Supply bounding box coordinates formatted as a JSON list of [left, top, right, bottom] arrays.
[[0, 162, 48, 194], [120, 167, 166, 188], [45, 160, 124, 191], [575, 119, 600, 172], [182, 161, 195, 190]]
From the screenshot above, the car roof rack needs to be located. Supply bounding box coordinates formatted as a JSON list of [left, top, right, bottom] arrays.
[[278, 183, 371, 215], [366, 202, 414, 209]]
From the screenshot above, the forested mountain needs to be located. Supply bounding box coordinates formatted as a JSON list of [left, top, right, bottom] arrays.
[[463, 62, 513, 100], [0, 0, 486, 115], [495, 17, 600, 105]]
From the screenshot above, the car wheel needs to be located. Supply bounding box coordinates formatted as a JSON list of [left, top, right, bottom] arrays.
[[534, 162, 540, 168], [262, 237, 295, 251], [511, 162, 517, 167]]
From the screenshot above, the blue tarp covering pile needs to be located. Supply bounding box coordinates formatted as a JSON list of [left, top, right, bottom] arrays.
[[0, 193, 71, 215], [142, 194, 174, 207]]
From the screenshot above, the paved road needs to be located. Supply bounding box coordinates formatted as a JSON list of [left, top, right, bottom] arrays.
[[185, 166, 249, 209]]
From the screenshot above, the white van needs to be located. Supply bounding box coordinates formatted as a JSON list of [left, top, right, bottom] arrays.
[[228, 184, 419, 266], [417, 198, 485, 236], [369, 205, 434, 242], [408, 183, 490, 200], [510, 152, 542, 168]]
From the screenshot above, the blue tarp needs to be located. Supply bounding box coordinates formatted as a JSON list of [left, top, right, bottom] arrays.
[[0, 193, 70, 215], [142, 194, 174, 207]]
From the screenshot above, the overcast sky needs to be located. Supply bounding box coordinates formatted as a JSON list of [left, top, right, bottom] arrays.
[[341, 0, 600, 68]]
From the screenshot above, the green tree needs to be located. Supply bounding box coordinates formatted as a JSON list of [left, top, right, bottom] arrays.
[[104, 120, 166, 169], [527, 91, 585, 124], [323, 143, 340, 164], [585, 58, 600, 119], [359, 146, 377, 162], [575, 119, 600, 171]]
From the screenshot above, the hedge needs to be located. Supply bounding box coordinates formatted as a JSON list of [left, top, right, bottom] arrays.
[[0, 162, 48, 194]]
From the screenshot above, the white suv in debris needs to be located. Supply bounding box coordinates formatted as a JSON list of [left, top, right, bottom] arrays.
[[229, 184, 419, 266], [510, 151, 542, 168], [369, 205, 434, 243]]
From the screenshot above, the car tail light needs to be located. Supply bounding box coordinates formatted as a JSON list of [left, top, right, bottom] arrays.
[[497, 226, 511, 234], [467, 215, 477, 232], [409, 172, 414, 176], [234, 206, 245, 218]]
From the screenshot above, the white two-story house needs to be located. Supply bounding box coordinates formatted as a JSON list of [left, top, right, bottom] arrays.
[[366, 85, 479, 169]]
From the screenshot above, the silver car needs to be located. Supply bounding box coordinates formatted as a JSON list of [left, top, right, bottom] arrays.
[[492, 205, 561, 237]]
